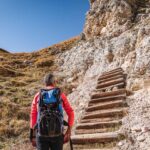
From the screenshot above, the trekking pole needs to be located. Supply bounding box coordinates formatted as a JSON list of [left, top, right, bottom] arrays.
[[70, 139, 73, 150], [63, 120, 73, 150]]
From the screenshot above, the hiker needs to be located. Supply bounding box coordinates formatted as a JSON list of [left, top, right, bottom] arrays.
[[30, 73, 74, 150]]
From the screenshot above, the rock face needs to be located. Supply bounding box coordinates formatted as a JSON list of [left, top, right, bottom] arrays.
[[84, 0, 133, 39], [56, 0, 150, 149]]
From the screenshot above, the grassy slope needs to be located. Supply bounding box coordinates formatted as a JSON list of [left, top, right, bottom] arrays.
[[0, 48, 9, 53], [0, 36, 79, 149]]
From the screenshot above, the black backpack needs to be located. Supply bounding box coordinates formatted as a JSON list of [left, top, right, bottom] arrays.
[[36, 88, 64, 137]]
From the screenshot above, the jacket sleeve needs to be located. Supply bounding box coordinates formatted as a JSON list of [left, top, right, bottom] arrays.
[[30, 92, 39, 129], [61, 93, 74, 127]]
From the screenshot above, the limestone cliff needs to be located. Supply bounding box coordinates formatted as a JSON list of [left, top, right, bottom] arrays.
[[57, 0, 150, 149]]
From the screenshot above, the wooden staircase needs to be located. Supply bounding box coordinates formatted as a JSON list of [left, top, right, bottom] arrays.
[[71, 68, 128, 150]]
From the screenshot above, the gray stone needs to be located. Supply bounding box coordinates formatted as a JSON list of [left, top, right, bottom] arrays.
[[137, 135, 145, 142]]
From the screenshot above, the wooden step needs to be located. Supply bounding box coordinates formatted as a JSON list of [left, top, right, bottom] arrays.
[[98, 71, 124, 80], [82, 108, 126, 120], [98, 72, 124, 80], [86, 100, 124, 112], [102, 68, 123, 75], [100, 68, 123, 76], [98, 70, 124, 81], [79, 149, 117, 150], [85, 108, 125, 116], [80, 117, 120, 124], [76, 120, 122, 130], [73, 140, 118, 150], [73, 143, 117, 150], [95, 83, 125, 92], [81, 149, 114, 150], [96, 78, 125, 89], [91, 89, 126, 99], [75, 124, 120, 135], [71, 132, 119, 144], [101, 68, 123, 76], [89, 95, 126, 105], [78, 149, 113, 150], [98, 74, 124, 84], [78, 147, 118, 150], [75, 128, 108, 135]]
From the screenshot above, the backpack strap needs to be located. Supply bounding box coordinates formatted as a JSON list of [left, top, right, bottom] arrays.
[[39, 89, 44, 107], [54, 88, 61, 109]]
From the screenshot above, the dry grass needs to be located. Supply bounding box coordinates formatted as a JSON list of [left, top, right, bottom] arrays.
[[0, 36, 80, 149], [9, 80, 27, 87], [0, 90, 5, 96], [35, 56, 54, 67], [3, 141, 34, 150], [39, 36, 80, 54], [0, 66, 24, 77]]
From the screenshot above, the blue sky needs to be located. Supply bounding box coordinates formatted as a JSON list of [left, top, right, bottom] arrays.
[[0, 0, 89, 53]]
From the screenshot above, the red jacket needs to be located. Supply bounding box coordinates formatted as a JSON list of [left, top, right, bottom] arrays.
[[30, 86, 74, 129]]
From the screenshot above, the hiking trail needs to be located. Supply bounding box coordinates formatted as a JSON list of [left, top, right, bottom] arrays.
[[71, 68, 128, 150]]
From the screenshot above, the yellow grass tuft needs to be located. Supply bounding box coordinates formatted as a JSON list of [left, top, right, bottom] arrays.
[[0, 66, 24, 77], [35, 56, 54, 67]]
